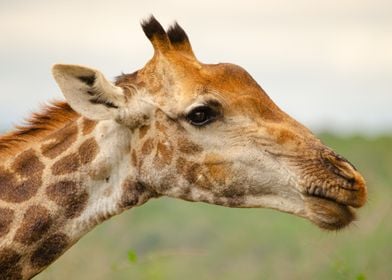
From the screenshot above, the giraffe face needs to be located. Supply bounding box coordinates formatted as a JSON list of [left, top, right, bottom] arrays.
[[53, 17, 367, 230], [128, 55, 366, 230]]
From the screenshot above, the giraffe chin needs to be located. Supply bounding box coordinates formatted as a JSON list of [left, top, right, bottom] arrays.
[[304, 196, 356, 230]]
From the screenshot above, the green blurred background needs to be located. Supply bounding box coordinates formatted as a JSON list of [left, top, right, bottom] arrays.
[[35, 134, 392, 280]]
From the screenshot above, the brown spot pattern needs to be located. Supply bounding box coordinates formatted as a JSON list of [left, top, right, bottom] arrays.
[[52, 153, 80, 175], [176, 157, 214, 189], [203, 154, 232, 187], [119, 179, 146, 209], [41, 123, 78, 159], [0, 149, 44, 203], [46, 181, 88, 219], [51, 137, 98, 175], [14, 205, 53, 245], [0, 169, 16, 191], [138, 125, 150, 139], [177, 137, 202, 155], [0, 167, 42, 203], [82, 118, 96, 136], [79, 138, 99, 165], [0, 248, 22, 280], [0, 208, 14, 238], [12, 149, 44, 177], [141, 138, 154, 156], [205, 163, 228, 186], [30, 233, 69, 269]]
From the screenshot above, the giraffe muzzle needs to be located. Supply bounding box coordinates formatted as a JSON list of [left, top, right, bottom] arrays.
[[312, 150, 366, 207], [301, 149, 367, 230]]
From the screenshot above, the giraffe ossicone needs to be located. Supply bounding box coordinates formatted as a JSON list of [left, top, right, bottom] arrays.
[[0, 16, 367, 279]]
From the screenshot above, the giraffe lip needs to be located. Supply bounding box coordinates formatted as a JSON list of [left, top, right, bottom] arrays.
[[304, 190, 342, 205], [303, 183, 365, 208], [303, 195, 356, 230]]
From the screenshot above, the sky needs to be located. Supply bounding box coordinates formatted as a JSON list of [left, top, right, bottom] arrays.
[[0, 0, 391, 135]]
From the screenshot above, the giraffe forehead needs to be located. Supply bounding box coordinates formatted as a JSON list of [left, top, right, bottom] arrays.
[[122, 55, 279, 115], [143, 60, 285, 122], [198, 64, 285, 119], [178, 62, 261, 95]]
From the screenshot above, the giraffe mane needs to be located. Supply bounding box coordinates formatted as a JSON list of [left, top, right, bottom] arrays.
[[0, 101, 79, 155]]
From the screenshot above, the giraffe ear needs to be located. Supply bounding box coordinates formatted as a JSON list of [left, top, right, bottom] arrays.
[[52, 64, 126, 121]]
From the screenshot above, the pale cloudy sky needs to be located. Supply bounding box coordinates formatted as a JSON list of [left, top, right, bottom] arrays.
[[0, 0, 391, 134]]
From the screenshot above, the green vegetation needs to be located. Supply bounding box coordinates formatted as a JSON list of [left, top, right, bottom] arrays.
[[37, 134, 392, 280]]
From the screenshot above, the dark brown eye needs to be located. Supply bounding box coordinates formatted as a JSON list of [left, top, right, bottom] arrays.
[[186, 106, 219, 126]]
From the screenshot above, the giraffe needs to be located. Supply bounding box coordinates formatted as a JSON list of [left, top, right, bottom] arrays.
[[0, 16, 367, 279]]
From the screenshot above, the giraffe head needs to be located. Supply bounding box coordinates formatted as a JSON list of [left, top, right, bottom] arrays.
[[53, 17, 367, 230]]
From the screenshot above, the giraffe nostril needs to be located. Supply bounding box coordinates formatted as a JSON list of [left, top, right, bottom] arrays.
[[334, 153, 357, 171], [320, 150, 358, 186]]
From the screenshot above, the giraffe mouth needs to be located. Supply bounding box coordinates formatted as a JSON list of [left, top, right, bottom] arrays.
[[303, 193, 356, 230], [299, 165, 366, 230], [296, 150, 367, 230]]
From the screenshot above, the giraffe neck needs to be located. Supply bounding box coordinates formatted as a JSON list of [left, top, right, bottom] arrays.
[[0, 117, 155, 279]]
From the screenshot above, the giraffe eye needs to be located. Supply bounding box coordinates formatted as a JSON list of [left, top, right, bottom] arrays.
[[186, 105, 219, 126]]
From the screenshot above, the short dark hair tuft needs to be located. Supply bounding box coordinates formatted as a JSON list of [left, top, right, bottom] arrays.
[[141, 15, 167, 40], [167, 22, 189, 45]]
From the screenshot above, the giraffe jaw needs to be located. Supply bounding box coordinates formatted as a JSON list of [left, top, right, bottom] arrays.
[[213, 186, 357, 231]]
